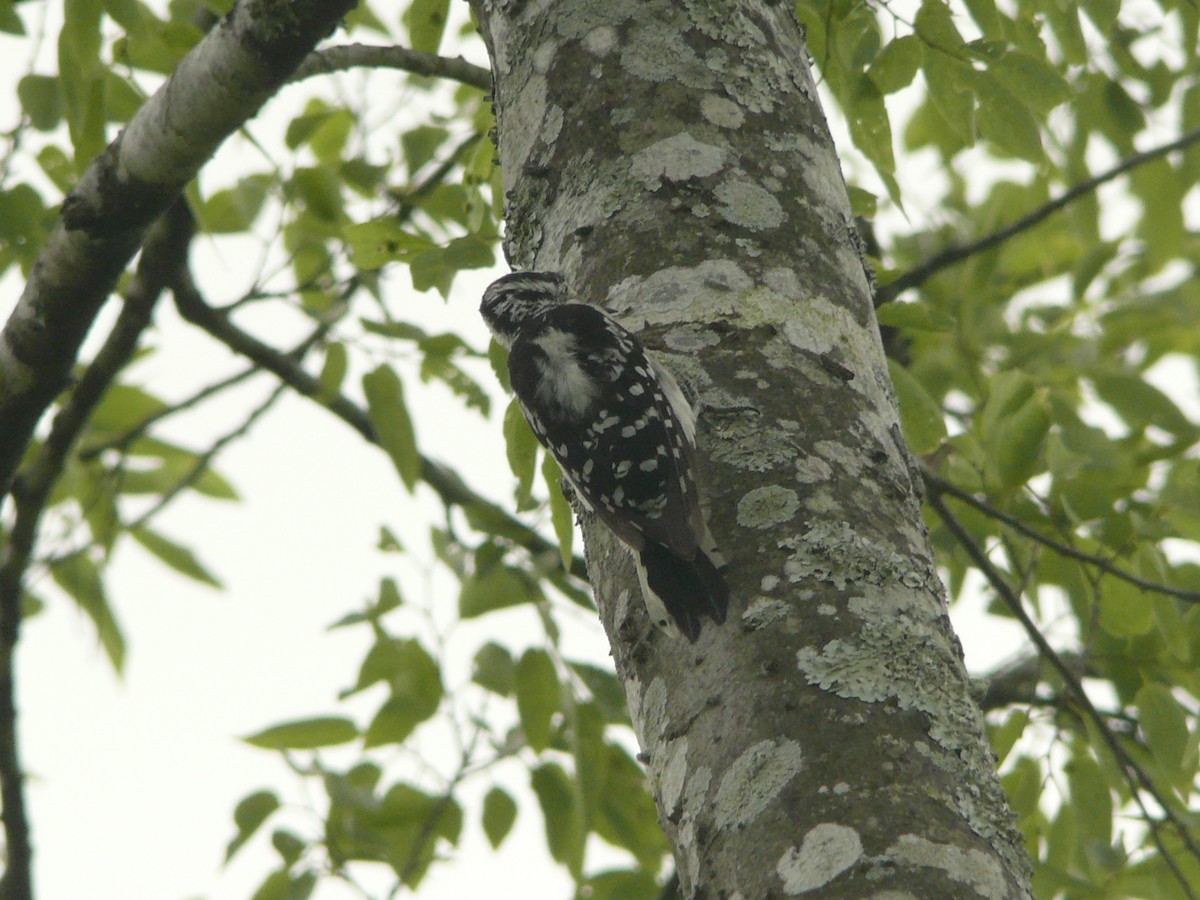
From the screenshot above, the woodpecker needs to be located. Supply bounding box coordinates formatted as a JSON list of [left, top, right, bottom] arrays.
[[480, 271, 728, 641]]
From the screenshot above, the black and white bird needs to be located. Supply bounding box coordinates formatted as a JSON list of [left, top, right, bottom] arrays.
[[480, 270, 728, 641]]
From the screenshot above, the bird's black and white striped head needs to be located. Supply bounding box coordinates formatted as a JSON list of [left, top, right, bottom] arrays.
[[480, 270, 567, 348]]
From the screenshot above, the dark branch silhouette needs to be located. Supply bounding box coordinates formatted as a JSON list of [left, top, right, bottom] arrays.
[[877, 125, 1200, 304], [928, 490, 1200, 898], [922, 467, 1200, 604], [292, 43, 491, 91]]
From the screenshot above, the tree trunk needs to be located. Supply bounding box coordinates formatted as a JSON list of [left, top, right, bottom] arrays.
[[468, 2, 1033, 897]]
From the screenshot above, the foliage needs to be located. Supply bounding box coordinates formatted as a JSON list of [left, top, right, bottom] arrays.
[[0, 0, 1197, 897]]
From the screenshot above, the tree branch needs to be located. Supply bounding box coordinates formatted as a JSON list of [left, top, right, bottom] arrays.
[[0, 201, 193, 900], [171, 279, 589, 585], [877, 125, 1200, 304], [124, 384, 288, 535], [0, 0, 356, 499], [291, 43, 491, 91], [922, 467, 1200, 604], [927, 490, 1200, 897]]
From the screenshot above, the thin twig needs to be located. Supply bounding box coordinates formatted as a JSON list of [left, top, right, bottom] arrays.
[[123, 383, 288, 534], [922, 467, 1200, 604], [878, 125, 1200, 304], [78, 321, 334, 461], [172, 279, 590, 584], [291, 44, 491, 92], [928, 490, 1200, 897]]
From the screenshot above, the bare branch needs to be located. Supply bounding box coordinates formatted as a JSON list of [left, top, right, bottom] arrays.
[[0, 0, 356, 498], [922, 467, 1200, 604], [927, 490, 1200, 896], [877, 125, 1200, 305], [291, 43, 491, 91]]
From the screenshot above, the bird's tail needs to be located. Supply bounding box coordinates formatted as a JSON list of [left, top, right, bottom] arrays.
[[637, 542, 729, 642]]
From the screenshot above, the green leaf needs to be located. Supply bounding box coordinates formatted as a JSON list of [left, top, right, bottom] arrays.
[[973, 73, 1044, 162], [988, 389, 1050, 490], [1098, 579, 1155, 637], [270, 830, 306, 866], [378, 576, 403, 611], [472, 642, 516, 696], [317, 342, 348, 403], [590, 738, 668, 866], [103, 71, 143, 123], [18, 75, 62, 130], [582, 870, 660, 900], [327, 576, 403, 630], [403, 0, 449, 54], [369, 784, 462, 886], [58, 0, 105, 163], [991, 51, 1071, 114], [481, 787, 518, 849], [402, 124, 450, 173], [915, 0, 966, 50], [89, 382, 168, 433], [50, 554, 124, 673], [923, 54, 976, 146], [459, 562, 542, 618], [961, 0, 1001, 37], [875, 301, 954, 332], [0, 1, 24, 34], [199, 175, 270, 233], [1041, 0, 1087, 65], [847, 187, 877, 218], [1001, 755, 1041, 818], [130, 526, 222, 588], [37, 145, 75, 192], [286, 102, 354, 163], [887, 359, 947, 454], [0, 185, 47, 243], [352, 637, 441, 696], [362, 365, 421, 492], [1091, 372, 1195, 439], [292, 166, 343, 223], [515, 648, 558, 752], [1135, 683, 1190, 784], [847, 76, 895, 176], [543, 454, 575, 572], [570, 661, 629, 724], [226, 790, 280, 862], [868, 35, 923, 93], [1066, 752, 1111, 847], [988, 710, 1028, 765], [344, 220, 435, 270], [976, 371, 1035, 440], [358, 639, 443, 747], [250, 868, 315, 900], [243, 716, 358, 750], [503, 398, 539, 509], [410, 235, 495, 298], [1131, 159, 1186, 271], [530, 762, 585, 876]]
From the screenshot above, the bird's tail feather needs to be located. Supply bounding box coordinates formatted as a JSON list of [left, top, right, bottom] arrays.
[[637, 542, 729, 642]]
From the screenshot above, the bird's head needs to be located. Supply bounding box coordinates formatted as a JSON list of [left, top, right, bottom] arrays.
[[479, 270, 566, 347]]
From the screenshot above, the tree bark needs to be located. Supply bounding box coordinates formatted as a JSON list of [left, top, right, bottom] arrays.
[[468, 2, 1033, 897], [0, 0, 356, 498]]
